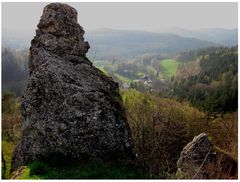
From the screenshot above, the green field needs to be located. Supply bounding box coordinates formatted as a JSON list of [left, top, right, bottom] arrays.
[[159, 59, 178, 77]]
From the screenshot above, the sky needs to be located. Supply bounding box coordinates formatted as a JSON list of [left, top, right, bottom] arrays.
[[2, 2, 238, 37]]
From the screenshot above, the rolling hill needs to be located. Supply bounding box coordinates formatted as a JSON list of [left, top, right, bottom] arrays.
[[164, 27, 238, 46], [85, 29, 219, 60]]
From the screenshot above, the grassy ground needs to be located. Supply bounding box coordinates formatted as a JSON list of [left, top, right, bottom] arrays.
[[2, 139, 159, 179], [2, 139, 155, 179], [12, 160, 153, 179], [159, 59, 178, 77]]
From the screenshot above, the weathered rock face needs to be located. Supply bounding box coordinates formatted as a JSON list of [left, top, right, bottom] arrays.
[[11, 3, 134, 171], [177, 133, 238, 179], [176, 133, 214, 179]]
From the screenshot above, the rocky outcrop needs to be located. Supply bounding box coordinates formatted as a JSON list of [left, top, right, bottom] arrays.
[[11, 3, 134, 171], [176, 133, 214, 179], [176, 133, 238, 179]]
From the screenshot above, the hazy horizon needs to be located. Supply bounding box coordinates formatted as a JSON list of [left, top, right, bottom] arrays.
[[2, 2, 238, 35]]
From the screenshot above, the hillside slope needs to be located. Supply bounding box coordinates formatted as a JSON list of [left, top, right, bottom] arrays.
[[86, 29, 218, 59]]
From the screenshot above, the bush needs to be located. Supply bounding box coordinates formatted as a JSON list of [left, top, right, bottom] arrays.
[[207, 112, 238, 160], [121, 89, 206, 175], [121, 89, 237, 179], [2, 92, 22, 179]]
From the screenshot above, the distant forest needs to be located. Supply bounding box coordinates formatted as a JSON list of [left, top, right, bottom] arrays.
[[2, 48, 28, 96], [173, 46, 238, 114]]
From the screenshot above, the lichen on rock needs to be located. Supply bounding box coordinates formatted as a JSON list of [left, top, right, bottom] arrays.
[[176, 133, 214, 179], [11, 3, 134, 171], [176, 133, 238, 179]]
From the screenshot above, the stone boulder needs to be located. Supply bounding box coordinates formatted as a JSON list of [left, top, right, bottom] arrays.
[[11, 3, 134, 171], [176, 133, 214, 179], [177, 133, 238, 179]]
